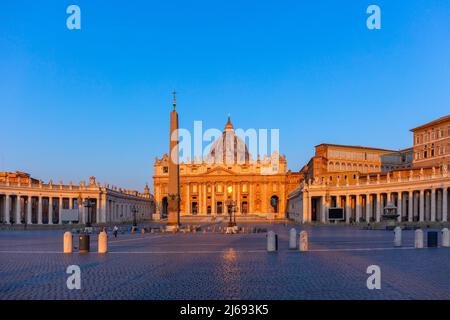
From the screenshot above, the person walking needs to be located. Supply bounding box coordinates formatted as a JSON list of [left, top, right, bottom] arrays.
[[113, 225, 119, 238]]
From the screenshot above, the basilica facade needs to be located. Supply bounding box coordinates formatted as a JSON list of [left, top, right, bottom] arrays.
[[153, 117, 301, 219]]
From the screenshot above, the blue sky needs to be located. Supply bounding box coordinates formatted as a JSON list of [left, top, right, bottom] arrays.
[[1, 0, 449, 191]]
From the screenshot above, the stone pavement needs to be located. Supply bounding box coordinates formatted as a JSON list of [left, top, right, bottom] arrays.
[[0, 222, 449, 300]]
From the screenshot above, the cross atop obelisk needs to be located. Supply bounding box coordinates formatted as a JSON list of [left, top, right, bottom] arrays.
[[167, 90, 180, 228], [172, 90, 177, 110]]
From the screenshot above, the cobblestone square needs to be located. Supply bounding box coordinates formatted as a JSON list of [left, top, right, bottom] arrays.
[[1, 222, 449, 300]]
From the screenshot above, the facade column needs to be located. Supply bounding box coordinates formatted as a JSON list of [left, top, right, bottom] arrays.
[[186, 184, 190, 215], [27, 196, 32, 224], [263, 183, 268, 214], [397, 192, 402, 222], [236, 183, 241, 215], [365, 194, 372, 222], [16, 195, 21, 224], [203, 184, 207, 215], [37, 196, 43, 224], [443, 188, 448, 222], [48, 197, 53, 225], [355, 195, 361, 223], [419, 190, 425, 222], [376, 193, 381, 222], [345, 195, 351, 224], [408, 191, 413, 222], [4, 195, 10, 224], [211, 183, 215, 215], [431, 188, 436, 222], [249, 183, 253, 214]]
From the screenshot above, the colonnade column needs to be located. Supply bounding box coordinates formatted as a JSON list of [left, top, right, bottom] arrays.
[[79, 198, 85, 224], [355, 195, 361, 223], [345, 195, 351, 224], [397, 192, 402, 222], [15, 196, 21, 224], [38, 196, 43, 224], [59, 197, 63, 224], [49, 197, 53, 225], [431, 189, 436, 222], [320, 196, 326, 223], [419, 190, 425, 222], [302, 192, 309, 223], [4, 195, 10, 224], [365, 194, 372, 222], [408, 191, 413, 222], [443, 188, 448, 222], [376, 193, 381, 222], [437, 190, 442, 221], [27, 196, 32, 224]]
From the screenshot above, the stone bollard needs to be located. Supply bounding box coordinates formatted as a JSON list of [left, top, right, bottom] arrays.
[[394, 226, 402, 247], [267, 231, 277, 252], [98, 231, 108, 254], [442, 228, 450, 248], [63, 231, 73, 253], [289, 228, 297, 249], [299, 231, 308, 252], [415, 229, 424, 249], [141, 228, 145, 235]]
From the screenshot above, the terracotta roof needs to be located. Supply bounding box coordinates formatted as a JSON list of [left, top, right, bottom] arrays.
[[315, 143, 397, 153], [410, 115, 450, 132]]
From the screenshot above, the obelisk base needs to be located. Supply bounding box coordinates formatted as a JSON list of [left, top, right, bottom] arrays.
[[166, 198, 180, 232]]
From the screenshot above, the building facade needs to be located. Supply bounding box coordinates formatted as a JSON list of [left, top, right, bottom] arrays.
[[287, 115, 450, 224], [153, 117, 302, 219], [287, 166, 449, 223], [0, 172, 154, 225], [411, 115, 450, 169], [301, 144, 413, 182]]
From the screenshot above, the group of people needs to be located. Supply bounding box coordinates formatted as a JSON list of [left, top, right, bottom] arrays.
[[101, 225, 120, 238]]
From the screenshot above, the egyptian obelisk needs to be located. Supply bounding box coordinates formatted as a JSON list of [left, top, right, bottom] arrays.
[[167, 90, 180, 228]]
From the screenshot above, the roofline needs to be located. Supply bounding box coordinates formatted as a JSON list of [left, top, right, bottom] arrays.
[[410, 115, 450, 132], [314, 143, 398, 153]]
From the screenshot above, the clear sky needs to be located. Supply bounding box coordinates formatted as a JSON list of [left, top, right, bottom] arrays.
[[1, 0, 449, 191]]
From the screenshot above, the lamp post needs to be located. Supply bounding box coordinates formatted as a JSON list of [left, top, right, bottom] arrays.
[[83, 198, 94, 228], [131, 205, 138, 227]]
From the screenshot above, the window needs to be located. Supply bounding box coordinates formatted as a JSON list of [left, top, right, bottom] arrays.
[[242, 183, 248, 193], [192, 184, 198, 193], [216, 184, 223, 193], [163, 167, 168, 173]]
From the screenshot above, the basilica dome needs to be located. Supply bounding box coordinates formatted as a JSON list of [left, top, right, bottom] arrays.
[[205, 116, 250, 164]]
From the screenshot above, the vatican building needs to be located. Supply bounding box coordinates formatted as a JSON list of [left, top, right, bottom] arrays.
[[153, 116, 301, 219], [287, 115, 450, 224]]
